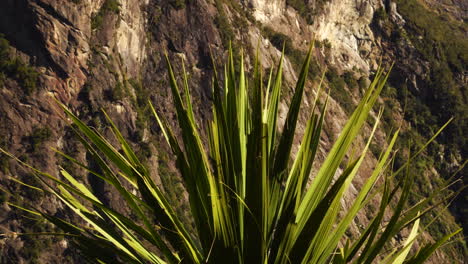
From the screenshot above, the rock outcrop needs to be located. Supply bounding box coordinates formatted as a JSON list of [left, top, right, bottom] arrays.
[[312, 0, 381, 73]]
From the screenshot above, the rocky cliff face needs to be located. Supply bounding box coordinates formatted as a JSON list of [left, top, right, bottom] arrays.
[[0, 0, 465, 263]]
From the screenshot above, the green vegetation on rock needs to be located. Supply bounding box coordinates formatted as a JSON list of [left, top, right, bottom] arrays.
[[386, 1, 467, 241], [170, 0, 186, 10], [286, 0, 330, 24], [286, 0, 314, 23], [326, 68, 353, 114], [214, 0, 235, 48], [28, 127, 52, 152], [0, 34, 39, 95], [91, 0, 121, 30], [393, 0, 467, 156], [128, 77, 150, 141]]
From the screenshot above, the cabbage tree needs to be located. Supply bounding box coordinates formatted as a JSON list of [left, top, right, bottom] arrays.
[[1, 46, 461, 263]]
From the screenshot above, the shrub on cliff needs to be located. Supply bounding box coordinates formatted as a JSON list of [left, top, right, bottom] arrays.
[[1, 46, 461, 263], [0, 34, 39, 94]]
